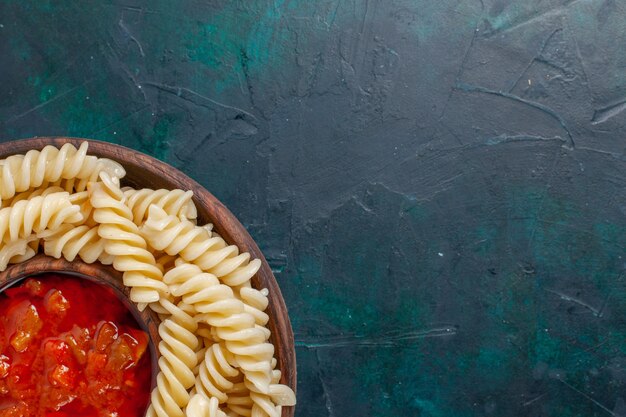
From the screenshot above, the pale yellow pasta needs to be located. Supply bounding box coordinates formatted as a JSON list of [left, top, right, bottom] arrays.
[[239, 287, 270, 327], [226, 359, 295, 417], [123, 187, 198, 225], [0, 192, 83, 243], [142, 205, 261, 288], [195, 342, 240, 403], [89, 172, 168, 308], [0, 142, 125, 200], [0, 237, 37, 271], [224, 379, 253, 417], [39, 224, 112, 265], [161, 262, 273, 396], [186, 394, 227, 417], [2, 185, 65, 207], [147, 298, 200, 417]]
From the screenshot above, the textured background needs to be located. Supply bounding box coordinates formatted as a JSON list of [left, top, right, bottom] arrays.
[[1, 1, 626, 416]]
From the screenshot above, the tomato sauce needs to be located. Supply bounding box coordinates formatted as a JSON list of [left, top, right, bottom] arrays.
[[0, 274, 151, 417]]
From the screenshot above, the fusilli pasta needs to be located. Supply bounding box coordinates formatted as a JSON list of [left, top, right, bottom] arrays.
[[0, 142, 125, 200], [186, 394, 227, 417], [141, 205, 261, 288], [89, 172, 168, 308], [0, 192, 83, 243], [147, 298, 200, 417], [124, 187, 198, 225]]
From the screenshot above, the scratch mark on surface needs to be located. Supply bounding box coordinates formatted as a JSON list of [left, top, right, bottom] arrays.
[[483, 134, 566, 146], [315, 350, 334, 417], [577, 146, 625, 160], [359, 0, 370, 35], [545, 289, 604, 317], [86, 105, 150, 137], [143, 82, 257, 119], [591, 98, 626, 125], [558, 378, 617, 416], [296, 326, 457, 348], [118, 13, 145, 57], [484, 0, 586, 37], [5, 80, 93, 124], [523, 393, 547, 407], [440, 27, 479, 123], [508, 28, 561, 93], [561, 4, 595, 101], [454, 82, 575, 149], [103, 41, 147, 102]]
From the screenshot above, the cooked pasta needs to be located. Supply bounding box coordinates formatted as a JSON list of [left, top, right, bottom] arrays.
[[224, 381, 253, 416], [162, 263, 273, 397], [89, 172, 168, 308], [195, 342, 240, 403], [0, 142, 295, 417], [141, 205, 262, 288], [239, 287, 270, 327], [0, 192, 83, 243], [147, 298, 200, 417], [186, 394, 227, 417], [0, 142, 125, 200], [39, 223, 111, 265], [0, 237, 37, 271], [123, 187, 198, 225], [2, 185, 65, 207]]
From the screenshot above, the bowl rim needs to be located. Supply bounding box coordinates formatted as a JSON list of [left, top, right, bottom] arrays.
[[0, 137, 297, 414]]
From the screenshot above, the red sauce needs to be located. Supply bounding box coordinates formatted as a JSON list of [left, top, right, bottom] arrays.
[[0, 274, 151, 417]]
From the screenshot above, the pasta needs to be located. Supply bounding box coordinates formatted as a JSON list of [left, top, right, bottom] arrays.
[[195, 342, 240, 403], [0, 237, 37, 271], [2, 185, 65, 207], [161, 262, 273, 394], [141, 205, 261, 288], [147, 299, 200, 417], [123, 187, 198, 225], [0, 192, 83, 243], [89, 172, 168, 307], [186, 394, 227, 417], [39, 223, 112, 265], [0, 142, 125, 201], [0, 142, 295, 417]]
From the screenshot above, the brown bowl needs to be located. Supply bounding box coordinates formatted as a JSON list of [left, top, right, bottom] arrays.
[[0, 137, 296, 416]]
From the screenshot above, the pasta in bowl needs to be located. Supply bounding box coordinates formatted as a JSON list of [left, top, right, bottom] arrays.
[[0, 138, 296, 417]]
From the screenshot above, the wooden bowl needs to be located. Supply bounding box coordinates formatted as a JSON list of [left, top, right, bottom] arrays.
[[0, 254, 161, 406], [0, 137, 296, 416]]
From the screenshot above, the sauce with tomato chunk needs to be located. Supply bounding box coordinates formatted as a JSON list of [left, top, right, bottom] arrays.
[[0, 274, 151, 417]]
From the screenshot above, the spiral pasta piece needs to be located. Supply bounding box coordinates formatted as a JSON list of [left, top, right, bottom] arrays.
[[0, 192, 83, 243], [227, 359, 295, 417], [224, 378, 253, 417], [195, 342, 240, 403], [89, 172, 168, 307], [186, 394, 227, 417], [142, 205, 262, 288], [0, 237, 37, 271], [123, 187, 198, 225], [162, 263, 272, 395], [239, 287, 270, 327], [39, 223, 112, 265], [2, 185, 65, 208], [0, 142, 125, 200], [147, 298, 200, 417]]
